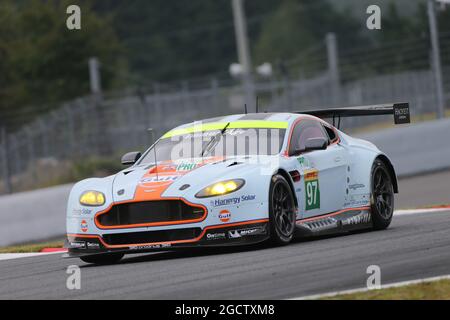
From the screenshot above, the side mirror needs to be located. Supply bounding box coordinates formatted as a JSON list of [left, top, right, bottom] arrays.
[[121, 151, 141, 166], [303, 138, 328, 152]]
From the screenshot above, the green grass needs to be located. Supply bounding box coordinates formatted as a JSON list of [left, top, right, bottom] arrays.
[[326, 280, 450, 300], [0, 240, 64, 253]]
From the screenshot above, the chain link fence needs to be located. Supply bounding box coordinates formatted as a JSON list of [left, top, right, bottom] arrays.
[[1, 34, 449, 194]]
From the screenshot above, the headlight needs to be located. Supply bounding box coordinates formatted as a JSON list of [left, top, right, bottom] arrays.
[[79, 191, 105, 206], [195, 179, 245, 198]]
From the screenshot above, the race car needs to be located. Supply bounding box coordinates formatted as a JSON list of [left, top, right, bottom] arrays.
[[64, 102, 410, 264]]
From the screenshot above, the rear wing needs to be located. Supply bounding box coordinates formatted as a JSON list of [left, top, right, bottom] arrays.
[[297, 102, 410, 128]]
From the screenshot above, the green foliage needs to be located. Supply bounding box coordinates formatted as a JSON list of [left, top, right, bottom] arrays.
[[0, 0, 124, 128], [253, 0, 364, 77], [1, 0, 449, 131]]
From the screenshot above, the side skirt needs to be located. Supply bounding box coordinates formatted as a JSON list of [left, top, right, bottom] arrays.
[[295, 207, 372, 237]]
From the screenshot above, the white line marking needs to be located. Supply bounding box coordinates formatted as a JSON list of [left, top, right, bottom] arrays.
[[0, 252, 62, 261], [395, 207, 450, 216], [290, 274, 450, 300]]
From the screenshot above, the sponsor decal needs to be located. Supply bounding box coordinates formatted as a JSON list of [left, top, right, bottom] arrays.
[[206, 232, 226, 240], [139, 175, 179, 185], [72, 208, 92, 216], [393, 103, 410, 124], [161, 164, 177, 171], [69, 241, 86, 249], [176, 162, 199, 171], [228, 226, 266, 239], [80, 220, 88, 233], [86, 242, 100, 249], [304, 169, 320, 211], [344, 194, 370, 208], [349, 183, 365, 190], [211, 194, 256, 207], [297, 156, 311, 167], [219, 210, 231, 223], [129, 243, 172, 250]]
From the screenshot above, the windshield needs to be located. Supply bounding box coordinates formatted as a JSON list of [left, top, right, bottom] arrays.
[[138, 128, 286, 164]]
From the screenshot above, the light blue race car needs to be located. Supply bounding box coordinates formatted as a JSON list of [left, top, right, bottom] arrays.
[[64, 103, 410, 264]]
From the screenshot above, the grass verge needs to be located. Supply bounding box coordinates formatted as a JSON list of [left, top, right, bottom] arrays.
[[326, 279, 450, 300], [0, 240, 64, 253]]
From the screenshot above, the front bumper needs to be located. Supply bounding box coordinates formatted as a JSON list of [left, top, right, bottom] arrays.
[[64, 220, 269, 258]]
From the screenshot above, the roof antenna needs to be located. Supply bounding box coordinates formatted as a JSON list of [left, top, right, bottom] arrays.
[[244, 103, 248, 114], [256, 96, 259, 113], [148, 128, 159, 181]]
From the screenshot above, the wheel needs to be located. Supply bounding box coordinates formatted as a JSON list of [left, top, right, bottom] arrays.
[[80, 253, 124, 265], [268, 174, 296, 245], [370, 159, 394, 230]]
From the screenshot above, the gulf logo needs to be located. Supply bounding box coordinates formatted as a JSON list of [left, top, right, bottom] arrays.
[[219, 210, 231, 223], [80, 220, 88, 233]]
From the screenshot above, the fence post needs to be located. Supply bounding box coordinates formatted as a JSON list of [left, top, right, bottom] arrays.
[[64, 104, 75, 156], [326, 33, 341, 106], [427, 0, 445, 118], [25, 126, 37, 186], [1, 127, 12, 194]]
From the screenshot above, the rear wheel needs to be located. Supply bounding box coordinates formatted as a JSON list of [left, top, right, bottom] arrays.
[[80, 253, 124, 265], [370, 159, 394, 230], [269, 174, 296, 245]]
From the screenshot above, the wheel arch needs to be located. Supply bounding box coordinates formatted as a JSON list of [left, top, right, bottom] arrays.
[[375, 155, 398, 193], [275, 168, 299, 209]]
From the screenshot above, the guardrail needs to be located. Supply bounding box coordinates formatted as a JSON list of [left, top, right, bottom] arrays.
[[1, 118, 449, 246]]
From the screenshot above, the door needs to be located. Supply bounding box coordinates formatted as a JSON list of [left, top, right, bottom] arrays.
[[289, 119, 348, 219]]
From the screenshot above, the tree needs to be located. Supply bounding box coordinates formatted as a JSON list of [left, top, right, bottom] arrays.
[[253, 0, 363, 77], [0, 0, 124, 129]]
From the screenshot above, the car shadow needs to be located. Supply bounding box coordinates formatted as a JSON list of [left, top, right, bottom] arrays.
[[79, 242, 273, 268], [79, 227, 391, 268]]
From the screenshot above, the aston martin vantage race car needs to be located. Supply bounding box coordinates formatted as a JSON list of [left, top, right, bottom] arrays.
[[65, 103, 410, 264]]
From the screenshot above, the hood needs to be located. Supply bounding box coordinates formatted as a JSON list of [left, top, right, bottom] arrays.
[[111, 155, 275, 203]]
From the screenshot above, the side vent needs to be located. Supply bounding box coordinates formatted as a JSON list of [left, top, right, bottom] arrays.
[[289, 170, 301, 182]]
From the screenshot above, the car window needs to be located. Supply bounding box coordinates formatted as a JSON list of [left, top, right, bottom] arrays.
[[323, 125, 338, 143], [138, 128, 286, 164], [289, 120, 328, 155]]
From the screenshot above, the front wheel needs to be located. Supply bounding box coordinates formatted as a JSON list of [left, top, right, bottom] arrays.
[[268, 174, 296, 245], [370, 159, 394, 230], [80, 253, 124, 265]]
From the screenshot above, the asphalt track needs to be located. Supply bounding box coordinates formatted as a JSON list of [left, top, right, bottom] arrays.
[[0, 173, 449, 299]]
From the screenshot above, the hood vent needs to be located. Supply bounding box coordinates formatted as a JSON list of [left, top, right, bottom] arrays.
[[227, 161, 243, 167]]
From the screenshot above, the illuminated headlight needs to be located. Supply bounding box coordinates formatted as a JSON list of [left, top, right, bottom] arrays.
[[79, 191, 105, 206], [195, 179, 245, 198]]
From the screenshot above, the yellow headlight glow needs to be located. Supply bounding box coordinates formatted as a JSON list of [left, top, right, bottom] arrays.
[[195, 179, 244, 198], [79, 191, 105, 206]]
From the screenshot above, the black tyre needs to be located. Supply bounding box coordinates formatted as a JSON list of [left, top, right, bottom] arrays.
[[80, 253, 124, 265], [370, 159, 394, 230], [268, 174, 296, 245]]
